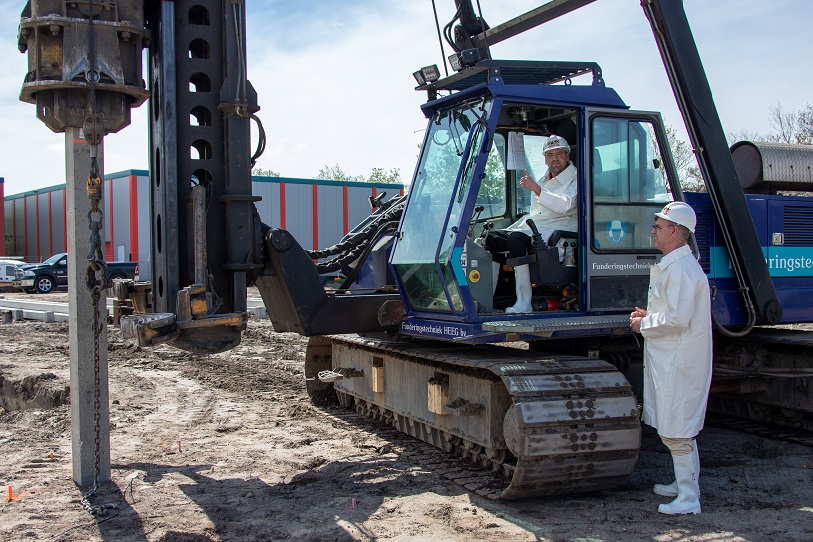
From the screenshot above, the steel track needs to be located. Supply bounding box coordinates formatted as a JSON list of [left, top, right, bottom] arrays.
[[306, 335, 641, 499]]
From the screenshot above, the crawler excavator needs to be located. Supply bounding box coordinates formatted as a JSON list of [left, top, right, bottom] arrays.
[[20, 0, 813, 499]]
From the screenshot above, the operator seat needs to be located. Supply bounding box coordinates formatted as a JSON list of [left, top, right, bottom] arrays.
[[506, 228, 578, 291]]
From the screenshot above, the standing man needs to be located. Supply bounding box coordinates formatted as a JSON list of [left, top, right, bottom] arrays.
[[485, 134, 577, 313], [629, 201, 712, 515]]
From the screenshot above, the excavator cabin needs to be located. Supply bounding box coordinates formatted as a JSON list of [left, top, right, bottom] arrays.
[[393, 60, 684, 343]]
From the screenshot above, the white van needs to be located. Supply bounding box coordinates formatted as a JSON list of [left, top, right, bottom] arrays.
[[0, 259, 24, 288]]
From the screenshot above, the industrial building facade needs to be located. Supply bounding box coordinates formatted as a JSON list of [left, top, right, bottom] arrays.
[[2, 171, 404, 279]]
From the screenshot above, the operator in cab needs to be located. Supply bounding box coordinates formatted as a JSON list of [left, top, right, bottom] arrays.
[[629, 201, 713, 515], [484, 134, 578, 313]]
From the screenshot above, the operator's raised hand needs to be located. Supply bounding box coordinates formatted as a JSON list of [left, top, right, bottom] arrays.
[[519, 169, 541, 196]]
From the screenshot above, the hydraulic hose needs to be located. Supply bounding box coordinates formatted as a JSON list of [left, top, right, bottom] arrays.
[[711, 284, 756, 338], [308, 199, 404, 274]]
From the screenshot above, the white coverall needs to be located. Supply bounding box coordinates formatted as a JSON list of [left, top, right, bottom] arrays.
[[505, 162, 578, 242], [640, 244, 713, 438]]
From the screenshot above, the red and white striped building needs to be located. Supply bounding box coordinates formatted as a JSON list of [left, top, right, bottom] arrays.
[[2, 171, 404, 278]]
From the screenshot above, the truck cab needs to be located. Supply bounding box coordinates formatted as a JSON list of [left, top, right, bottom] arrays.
[[14, 253, 69, 294], [392, 61, 683, 343]]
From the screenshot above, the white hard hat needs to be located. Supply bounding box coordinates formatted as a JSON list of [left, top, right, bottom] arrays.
[[654, 201, 696, 233], [543, 134, 570, 154]]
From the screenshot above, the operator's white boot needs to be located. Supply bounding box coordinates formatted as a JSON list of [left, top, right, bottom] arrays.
[[658, 448, 701, 515], [655, 439, 698, 497], [492, 262, 500, 295], [653, 480, 678, 497], [505, 264, 533, 313]]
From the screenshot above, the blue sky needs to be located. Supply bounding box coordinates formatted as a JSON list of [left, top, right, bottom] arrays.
[[2, 0, 812, 196]]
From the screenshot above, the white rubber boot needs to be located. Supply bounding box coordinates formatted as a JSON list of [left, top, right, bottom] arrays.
[[492, 262, 500, 295], [655, 439, 699, 497], [653, 480, 678, 497], [505, 264, 533, 313], [658, 448, 701, 515]]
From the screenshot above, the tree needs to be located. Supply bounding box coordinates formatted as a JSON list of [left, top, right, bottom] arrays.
[[729, 102, 813, 145], [664, 125, 704, 192], [768, 103, 799, 144], [726, 128, 764, 145], [316, 163, 363, 182], [251, 167, 280, 177], [317, 163, 402, 183], [796, 103, 813, 145], [367, 167, 401, 184], [669, 103, 813, 194]]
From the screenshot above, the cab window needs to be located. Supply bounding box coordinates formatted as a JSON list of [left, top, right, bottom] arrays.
[[591, 117, 672, 251], [474, 133, 507, 220]]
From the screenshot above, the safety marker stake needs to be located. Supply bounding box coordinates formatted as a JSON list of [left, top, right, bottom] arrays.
[[7, 485, 12, 502], [351, 497, 356, 509], [178, 440, 182, 453]]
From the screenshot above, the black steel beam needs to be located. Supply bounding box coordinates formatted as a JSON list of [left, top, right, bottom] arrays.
[[147, 0, 260, 316], [643, 0, 781, 324], [468, 0, 598, 51], [147, 1, 180, 313]]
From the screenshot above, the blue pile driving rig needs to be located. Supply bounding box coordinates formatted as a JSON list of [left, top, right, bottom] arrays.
[[22, 0, 810, 498]]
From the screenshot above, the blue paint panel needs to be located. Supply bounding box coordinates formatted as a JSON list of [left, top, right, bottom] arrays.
[[746, 196, 769, 245], [692, 191, 813, 326], [421, 82, 627, 118]]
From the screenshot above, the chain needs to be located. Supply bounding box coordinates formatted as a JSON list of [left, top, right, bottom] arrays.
[[79, 0, 107, 515], [80, 148, 108, 515]]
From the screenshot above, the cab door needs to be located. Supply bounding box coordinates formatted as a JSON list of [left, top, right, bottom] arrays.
[[585, 111, 681, 311], [55, 255, 69, 286]]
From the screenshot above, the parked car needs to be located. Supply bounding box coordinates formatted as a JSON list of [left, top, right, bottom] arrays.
[[12, 253, 138, 294]]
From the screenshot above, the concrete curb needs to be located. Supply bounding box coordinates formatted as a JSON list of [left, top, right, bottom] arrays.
[[0, 297, 267, 322]]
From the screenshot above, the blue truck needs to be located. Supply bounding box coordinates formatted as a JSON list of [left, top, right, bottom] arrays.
[[13, 253, 137, 294]]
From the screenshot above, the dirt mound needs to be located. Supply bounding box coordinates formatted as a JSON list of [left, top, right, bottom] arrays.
[[0, 372, 69, 411]]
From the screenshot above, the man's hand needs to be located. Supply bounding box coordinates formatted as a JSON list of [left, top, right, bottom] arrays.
[[629, 306, 646, 333], [519, 169, 541, 196]]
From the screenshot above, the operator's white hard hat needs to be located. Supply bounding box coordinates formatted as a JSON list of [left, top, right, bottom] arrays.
[[655, 201, 696, 233], [543, 134, 570, 154]]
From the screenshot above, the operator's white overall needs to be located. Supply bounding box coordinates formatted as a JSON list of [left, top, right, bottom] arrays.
[[639, 243, 712, 438], [505, 162, 578, 242]]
